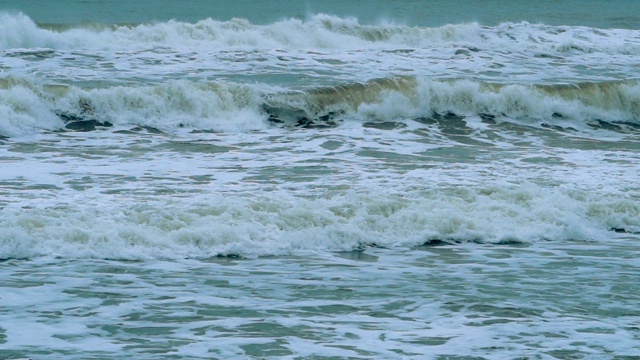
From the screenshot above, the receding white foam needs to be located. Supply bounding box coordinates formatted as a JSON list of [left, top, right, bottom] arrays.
[[1, 184, 637, 260]]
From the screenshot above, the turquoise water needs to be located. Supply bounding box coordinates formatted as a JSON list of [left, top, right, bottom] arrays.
[[1, 1, 640, 359], [3, 0, 640, 28]]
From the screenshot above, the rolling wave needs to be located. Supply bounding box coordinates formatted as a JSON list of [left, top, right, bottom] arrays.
[[263, 77, 640, 128], [1, 76, 639, 137], [2, 186, 638, 260], [1, 12, 639, 54]]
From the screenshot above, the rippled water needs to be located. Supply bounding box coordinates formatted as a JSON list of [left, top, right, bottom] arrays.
[[3, 239, 639, 359]]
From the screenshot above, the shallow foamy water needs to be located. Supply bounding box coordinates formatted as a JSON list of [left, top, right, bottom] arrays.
[[2, 240, 639, 359]]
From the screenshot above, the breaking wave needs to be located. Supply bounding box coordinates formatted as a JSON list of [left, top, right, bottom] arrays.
[[2, 185, 638, 260], [264, 77, 640, 128], [1, 11, 640, 54], [1, 76, 639, 137]]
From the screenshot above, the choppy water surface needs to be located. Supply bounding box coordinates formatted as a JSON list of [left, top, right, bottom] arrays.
[[1, 1, 640, 358], [2, 241, 639, 359]]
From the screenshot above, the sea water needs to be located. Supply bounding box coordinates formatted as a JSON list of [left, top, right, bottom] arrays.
[[1, 1, 639, 358]]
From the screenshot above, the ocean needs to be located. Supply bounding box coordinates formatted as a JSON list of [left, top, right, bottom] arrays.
[[1, 0, 639, 358]]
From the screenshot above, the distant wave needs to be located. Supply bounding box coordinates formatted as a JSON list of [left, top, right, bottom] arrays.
[[1, 12, 640, 55], [1, 76, 639, 137]]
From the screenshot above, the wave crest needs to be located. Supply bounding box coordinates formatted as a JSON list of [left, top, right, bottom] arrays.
[[2, 186, 637, 260], [2, 12, 639, 55], [264, 77, 640, 128], [1, 76, 639, 137]]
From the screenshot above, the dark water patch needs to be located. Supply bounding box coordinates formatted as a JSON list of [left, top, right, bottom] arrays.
[[130, 126, 165, 134], [494, 238, 528, 246], [541, 123, 578, 132], [319, 139, 344, 150], [264, 103, 341, 128], [196, 306, 264, 319], [62, 288, 137, 306], [466, 318, 515, 326], [120, 325, 178, 336], [614, 121, 640, 131], [356, 242, 390, 251], [417, 238, 529, 248], [418, 239, 452, 247], [4, 49, 57, 61], [64, 118, 114, 132], [155, 141, 235, 154], [240, 340, 293, 358], [57, 98, 114, 131], [112, 126, 166, 135], [430, 111, 465, 122], [588, 120, 624, 131], [479, 113, 497, 124], [213, 253, 246, 260], [614, 355, 640, 360], [299, 303, 361, 314], [415, 112, 494, 146], [407, 336, 452, 346], [535, 53, 565, 60], [0, 181, 62, 191], [610, 228, 640, 235], [0, 257, 40, 263], [355, 149, 427, 167], [335, 250, 379, 262], [295, 116, 340, 129], [382, 49, 415, 54], [414, 116, 438, 125], [546, 349, 592, 359], [55, 103, 111, 131], [467, 303, 544, 318], [190, 129, 220, 134], [363, 121, 407, 130], [575, 327, 616, 334]]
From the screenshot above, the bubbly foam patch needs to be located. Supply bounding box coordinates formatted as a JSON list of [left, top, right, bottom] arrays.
[[2, 185, 637, 260]]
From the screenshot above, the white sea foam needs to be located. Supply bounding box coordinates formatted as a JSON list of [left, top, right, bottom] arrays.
[[1, 185, 637, 260], [409, 79, 640, 125], [3, 242, 638, 358], [1, 77, 639, 137], [0, 12, 444, 50], [0, 85, 64, 136], [0, 79, 272, 135], [266, 77, 640, 130], [2, 12, 640, 55]]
